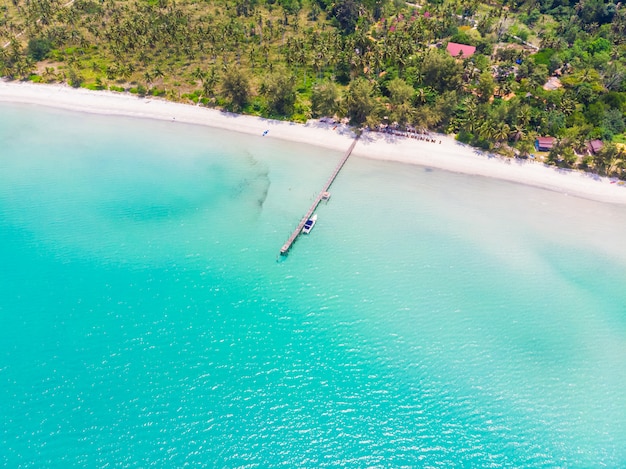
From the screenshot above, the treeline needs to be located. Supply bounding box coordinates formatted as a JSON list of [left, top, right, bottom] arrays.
[[1, 0, 625, 178]]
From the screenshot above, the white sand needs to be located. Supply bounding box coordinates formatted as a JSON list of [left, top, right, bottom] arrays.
[[2, 80, 626, 205]]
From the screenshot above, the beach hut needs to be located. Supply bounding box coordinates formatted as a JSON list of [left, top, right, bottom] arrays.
[[446, 42, 476, 58], [535, 136, 555, 151], [542, 76, 562, 91], [587, 139, 604, 154]]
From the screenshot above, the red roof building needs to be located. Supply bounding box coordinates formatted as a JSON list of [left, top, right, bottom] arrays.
[[446, 42, 476, 58], [535, 137, 555, 151]]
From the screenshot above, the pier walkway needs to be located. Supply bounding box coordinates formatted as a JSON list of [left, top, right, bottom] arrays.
[[280, 134, 360, 256]]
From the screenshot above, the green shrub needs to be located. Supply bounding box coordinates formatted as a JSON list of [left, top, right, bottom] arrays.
[[27, 38, 53, 61], [456, 130, 474, 144], [532, 48, 555, 66], [68, 68, 84, 88], [85, 82, 105, 90]]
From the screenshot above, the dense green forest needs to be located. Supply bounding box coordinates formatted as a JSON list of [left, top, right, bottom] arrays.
[[1, 0, 625, 178]]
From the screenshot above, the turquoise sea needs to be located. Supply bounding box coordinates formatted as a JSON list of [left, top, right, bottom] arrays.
[[1, 102, 626, 468]]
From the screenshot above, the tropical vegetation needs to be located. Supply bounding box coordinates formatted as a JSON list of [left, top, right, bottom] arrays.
[[1, 0, 626, 178]]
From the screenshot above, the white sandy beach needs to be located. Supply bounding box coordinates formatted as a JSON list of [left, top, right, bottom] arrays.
[[1, 80, 625, 205]]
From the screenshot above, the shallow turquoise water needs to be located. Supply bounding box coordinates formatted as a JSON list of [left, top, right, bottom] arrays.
[[1, 103, 626, 467]]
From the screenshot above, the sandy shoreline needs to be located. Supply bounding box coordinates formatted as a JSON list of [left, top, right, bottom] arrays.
[[2, 80, 626, 205]]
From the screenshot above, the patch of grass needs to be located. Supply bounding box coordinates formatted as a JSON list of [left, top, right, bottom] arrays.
[[531, 48, 555, 66], [613, 133, 626, 144]]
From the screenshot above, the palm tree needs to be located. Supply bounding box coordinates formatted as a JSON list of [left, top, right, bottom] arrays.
[[560, 96, 576, 116], [105, 65, 118, 80], [479, 120, 497, 141], [593, 144, 615, 174], [608, 151, 625, 178], [42, 66, 57, 82], [599, 144, 626, 177], [571, 133, 588, 155], [143, 70, 153, 88], [192, 66, 205, 84], [151, 66, 164, 86], [516, 106, 532, 127], [118, 64, 131, 81], [463, 60, 480, 84], [499, 80, 513, 98], [462, 96, 478, 132], [202, 67, 219, 97], [14, 56, 33, 79], [510, 124, 525, 142], [516, 136, 535, 158], [494, 121, 510, 144]]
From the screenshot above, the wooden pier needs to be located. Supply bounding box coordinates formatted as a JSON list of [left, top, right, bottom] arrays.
[[280, 134, 360, 256]]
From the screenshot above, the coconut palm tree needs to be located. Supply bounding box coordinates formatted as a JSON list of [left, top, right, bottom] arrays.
[[494, 121, 511, 144], [607, 152, 624, 177], [479, 120, 497, 141], [499, 80, 513, 98], [151, 66, 164, 85], [598, 144, 626, 177], [510, 124, 525, 142], [461, 96, 478, 133], [192, 66, 205, 85], [143, 70, 153, 88], [560, 96, 577, 116], [593, 144, 615, 174], [42, 66, 57, 82], [516, 136, 535, 158], [203, 67, 219, 97], [516, 106, 532, 127]]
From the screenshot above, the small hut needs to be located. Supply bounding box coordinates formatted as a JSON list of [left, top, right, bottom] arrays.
[[587, 139, 604, 155], [535, 137, 555, 151], [543, 76, 562, 91]]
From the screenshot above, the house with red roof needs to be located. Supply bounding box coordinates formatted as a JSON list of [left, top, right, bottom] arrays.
[[446, 42, 476, 58], [535, 136, 555, 151]]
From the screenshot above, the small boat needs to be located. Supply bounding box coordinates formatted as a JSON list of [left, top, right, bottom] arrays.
[[302, 214, 317, 234]]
